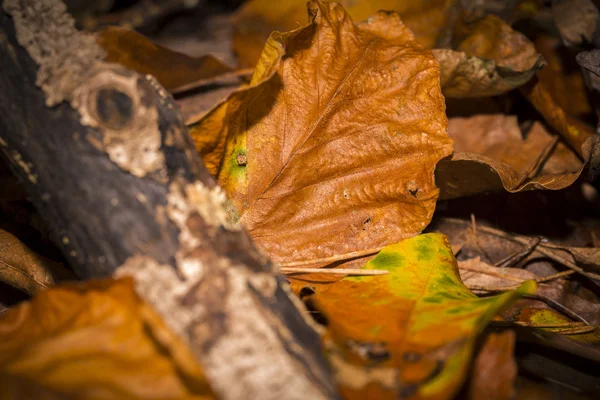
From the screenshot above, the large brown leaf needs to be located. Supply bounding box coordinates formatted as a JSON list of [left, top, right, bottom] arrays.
[[435, 115, 594, 199], [191, 1, 452, 266], [232, 0, 457, 67], [433, 14, 544, 98], [0, 278, 214, 399]]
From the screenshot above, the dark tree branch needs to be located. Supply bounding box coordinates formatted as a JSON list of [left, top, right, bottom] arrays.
[[0, 1, 338, 398]]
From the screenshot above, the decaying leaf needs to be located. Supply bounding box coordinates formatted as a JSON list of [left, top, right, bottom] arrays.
[[510, 308, 600, 343], [458, 257, 600, 325], [435, 114, 591, 199], [551, 0, 600, 47], [0, 278, 214, 400], [520, 77, 599, 158], [0, 228, 76, 295], [434, 14, 544, 98], [190, 1, 452, 266], [535, 35, 591, 118], [468, 331, 517, 400], [232, 0, 457, 67], [97, 26, 233, 93], [310, 233, 534, 399]]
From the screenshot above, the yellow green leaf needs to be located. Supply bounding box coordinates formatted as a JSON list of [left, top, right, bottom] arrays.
[[512, 308, 600, 344], [0, 278, 214, 400], [0, 228, 76, 295], [311, 233, 535, 399]]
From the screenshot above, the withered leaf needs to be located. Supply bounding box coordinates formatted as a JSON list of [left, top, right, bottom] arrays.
[[190, 1, 452, 266], [311, 234, 534, 399], [434, 14, 544, 98], [232, 0, 458, 67], [551, 0, 600, 47], [468, 331, 517, 400], [508, 308, 600, 343], [459, 257, 600, 325], [97, 26, 233, 93], [0, 228, 76, 295], [536, 36, 591, 118], [520, 77, 599, 158], [0, 278, 214, 400], [435, 114, 591, 199]]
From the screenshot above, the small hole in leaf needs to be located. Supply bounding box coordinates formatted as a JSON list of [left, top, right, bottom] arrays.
[[362, 217, 371, 231]]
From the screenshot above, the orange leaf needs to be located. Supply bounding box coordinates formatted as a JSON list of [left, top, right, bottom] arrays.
[[191, 0, 452, 267], [0, 278, 214, 400]]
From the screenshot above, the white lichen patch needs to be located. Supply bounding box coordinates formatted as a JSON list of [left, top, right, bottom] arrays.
[[4, 0, 167, 180], [11, 150, 37, 183], [115, 254, 205, 341], [200, 268, 329, 400], [3, 0, 105, 106], [184, 182, 238, 230], [73, 67, 167, 178], [167, 180, 238, 243]]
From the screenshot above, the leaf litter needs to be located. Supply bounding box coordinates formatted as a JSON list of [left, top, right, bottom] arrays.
[[1, 0, 600, 398]]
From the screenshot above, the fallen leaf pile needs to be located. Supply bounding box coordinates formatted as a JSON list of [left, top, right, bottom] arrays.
[[2, 0, 600, 399]]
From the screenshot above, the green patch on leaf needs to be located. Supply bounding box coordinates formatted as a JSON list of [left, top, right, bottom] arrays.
[[312, 233, 535, 400]]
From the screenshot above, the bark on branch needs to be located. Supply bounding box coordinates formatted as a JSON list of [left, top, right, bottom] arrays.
[[0, 1, 338, 398]]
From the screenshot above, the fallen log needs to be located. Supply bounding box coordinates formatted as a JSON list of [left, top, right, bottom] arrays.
[[0, 1, 338, 399]]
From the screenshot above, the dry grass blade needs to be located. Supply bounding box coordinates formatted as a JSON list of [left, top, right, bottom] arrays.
[[280, 267, 388, 276]]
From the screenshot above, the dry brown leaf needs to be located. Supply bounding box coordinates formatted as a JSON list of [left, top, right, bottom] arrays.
[[551, 0, 600, 47], [0, 228, 76, 295], [232, 0, 457, 67], [0, 278, 214, 400], [191, 1, 452, 266], [97, 26, 233, 93], [434, 14, 544, 98], [435, 114, 592, 199], [468, 331, 517, 400]]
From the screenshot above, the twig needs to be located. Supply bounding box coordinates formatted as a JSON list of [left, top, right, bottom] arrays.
[[471, 287, 591, 325], [494, 237, 540, 268], [467, 223, 600, 281], [280, 268, 388, 276], [278, 247, 381, 267], [511, 134, 559, 190], [512, 321, 586, 328]]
